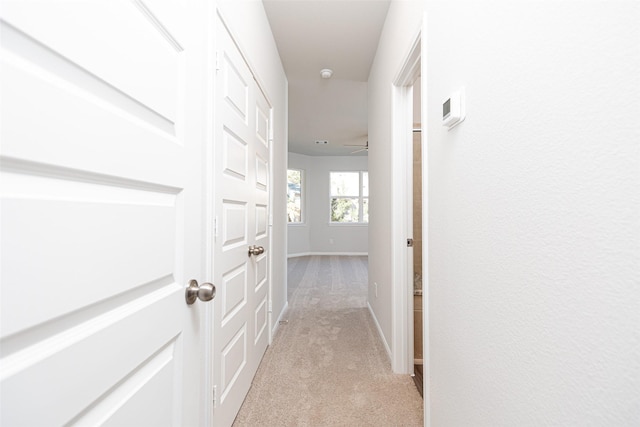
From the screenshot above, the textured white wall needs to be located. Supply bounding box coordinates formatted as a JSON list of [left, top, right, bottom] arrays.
[[288, 153, 368, 255], [370, 0, 640, 425], [367, 0, 423, 361], [216, 0, 289, 327]]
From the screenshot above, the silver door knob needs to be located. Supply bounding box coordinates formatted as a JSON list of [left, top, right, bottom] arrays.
[[248, 245, 265, 256], [185, 279, 216, 305]]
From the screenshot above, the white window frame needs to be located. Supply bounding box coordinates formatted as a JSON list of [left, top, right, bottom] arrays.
[[329, 171, 368, 225]]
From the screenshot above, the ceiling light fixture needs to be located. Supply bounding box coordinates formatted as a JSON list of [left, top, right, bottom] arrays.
[[320, 68, 333, 79]]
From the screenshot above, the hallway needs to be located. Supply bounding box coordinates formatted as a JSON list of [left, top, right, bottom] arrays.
[[233, 256, 423, 426], [1, 1, 637, 424]]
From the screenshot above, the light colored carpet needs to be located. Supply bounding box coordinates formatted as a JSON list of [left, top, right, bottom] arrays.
[[233, 255, 424, 426]]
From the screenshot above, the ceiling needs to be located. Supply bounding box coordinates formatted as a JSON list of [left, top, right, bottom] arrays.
[[262, 0, 391, 156]]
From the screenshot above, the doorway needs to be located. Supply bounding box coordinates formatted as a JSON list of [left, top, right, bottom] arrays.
[[390, 27, 427, 408]]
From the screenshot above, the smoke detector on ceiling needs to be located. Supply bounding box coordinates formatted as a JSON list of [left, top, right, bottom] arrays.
[[320, 68, 333, 79]]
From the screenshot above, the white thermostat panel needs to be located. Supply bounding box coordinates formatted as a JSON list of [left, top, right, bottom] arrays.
[[442, 87, 465, 130]]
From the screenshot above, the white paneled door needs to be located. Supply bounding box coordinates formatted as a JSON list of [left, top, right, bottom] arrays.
[[212, 16, 272, 426], [1, 1, 209, 425]]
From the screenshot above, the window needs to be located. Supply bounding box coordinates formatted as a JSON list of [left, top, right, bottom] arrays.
[[287, 169, 303, 223], [330, 171, 368, 223]]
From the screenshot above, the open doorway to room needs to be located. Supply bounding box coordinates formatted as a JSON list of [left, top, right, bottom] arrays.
[[411, 77, 424, 396]]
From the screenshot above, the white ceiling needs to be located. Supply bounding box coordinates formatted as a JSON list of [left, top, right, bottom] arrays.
[[262, 0, 391, 156]]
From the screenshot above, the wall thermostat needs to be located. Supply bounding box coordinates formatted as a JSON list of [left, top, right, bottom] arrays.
[[442, 87, 465, 130]]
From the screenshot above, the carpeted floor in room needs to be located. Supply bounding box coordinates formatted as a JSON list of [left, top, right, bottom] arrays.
[[233, 255, 423, 426]]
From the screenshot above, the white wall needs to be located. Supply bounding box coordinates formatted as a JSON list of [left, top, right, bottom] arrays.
[[288, 153, 368, 256], [369, 0, 640, 425], [367, 0, 421, 363], [217, 0, 288, 327]]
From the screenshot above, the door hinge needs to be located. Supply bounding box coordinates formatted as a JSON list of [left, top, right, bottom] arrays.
[[215, 51, 220, 72], [268, 299, 272, 313], [407, 238, 414, 247], [213, 385, 217, 407], [214, 216, 218, 240]]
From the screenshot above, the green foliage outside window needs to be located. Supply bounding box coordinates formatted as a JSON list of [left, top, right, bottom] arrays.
[[331, 198, 359, 222]]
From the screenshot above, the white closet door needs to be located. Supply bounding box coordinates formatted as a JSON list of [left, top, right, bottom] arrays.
[[211, 15, 272, 427]]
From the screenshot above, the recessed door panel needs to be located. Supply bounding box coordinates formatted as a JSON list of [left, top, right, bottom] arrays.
[[220, 326, 247, 403], [255, 254, 268, 293], [221, 265, 248, 324], [1, 283, 183, 426], [256, 155, 268, 190], [255, 204, 268, 239], [1, 179, 177, 336], [1, 1, 181, 123], [254, 297, 268, 345], [256, 105, 269, 147], [223, 127, 248, 180], [0, 42, 181, 185], [222, 201, 247, 249], [222, 52, 248, 123], [93, 354, 176, 427]]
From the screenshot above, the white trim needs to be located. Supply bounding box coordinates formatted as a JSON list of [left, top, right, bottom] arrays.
[[367, 302, 392, 360], [267, 96, 275, 347], [308, 252, 368, 256], [391, 84, 412, 375], [203, 3, 217, 425], [287, 252, 312, 258], [287, 251, 368, 258], [131, 0, 184, 52], [271, 301, 289, 336], [390, 27, 422, 375], [420, 13, 430, 427]]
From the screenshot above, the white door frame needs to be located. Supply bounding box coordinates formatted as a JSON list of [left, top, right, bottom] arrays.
[[203, 3, 217, 425], [391, 28, 421, 375], [390, 15, 429, 425]]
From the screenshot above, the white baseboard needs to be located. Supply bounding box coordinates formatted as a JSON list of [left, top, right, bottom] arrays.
[[287, 252, 311, 258], [367, 302, 392, 362], [270, 300, 289, 339], [287, 251, 368, 258]]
